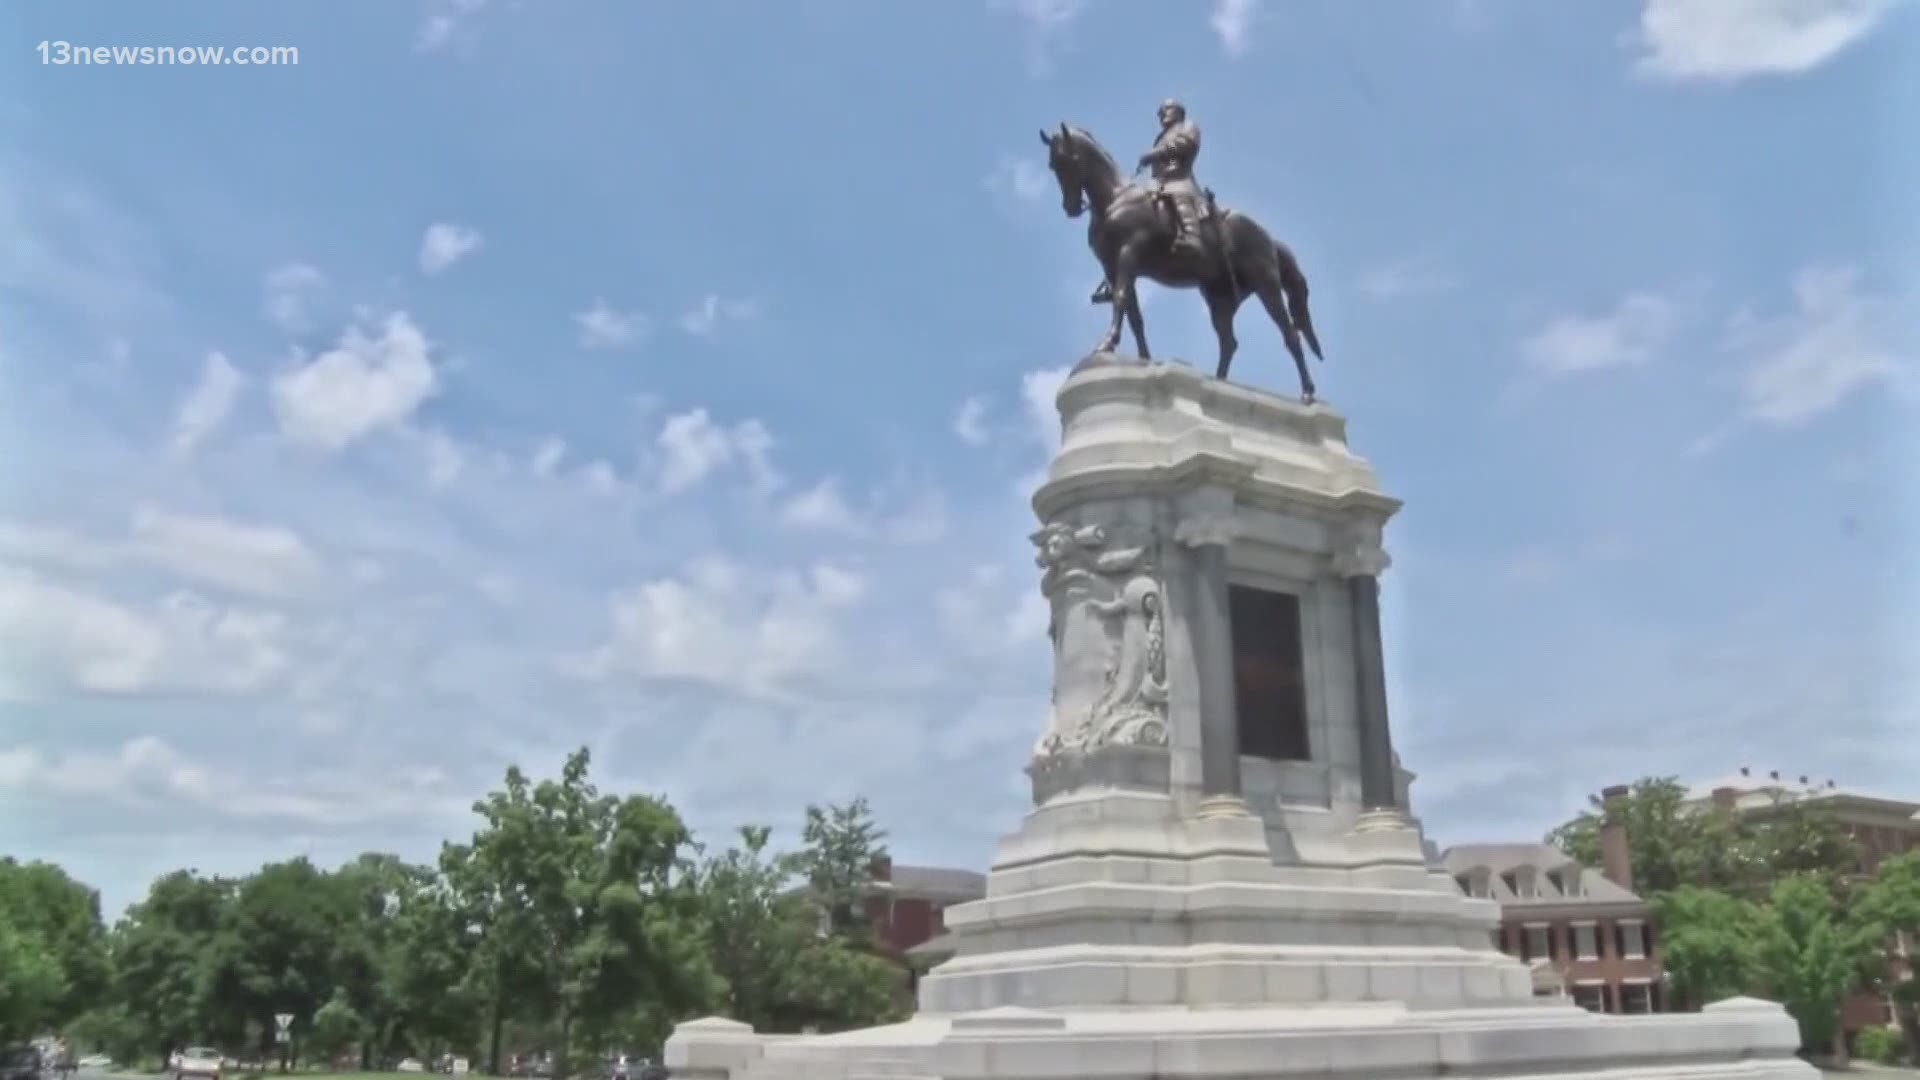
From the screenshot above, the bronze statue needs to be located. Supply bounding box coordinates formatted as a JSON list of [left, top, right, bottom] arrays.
[[1089, 99, 1206, 304], [1041, 109, 1325, 399]]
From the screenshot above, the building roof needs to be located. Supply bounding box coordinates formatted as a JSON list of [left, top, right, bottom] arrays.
[[877, 864, 986, 903], [1439, 843, 1642, 907], [1682, 768, 1920, 819]]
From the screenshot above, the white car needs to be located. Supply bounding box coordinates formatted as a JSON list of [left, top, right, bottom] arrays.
[[397, 1060, 426, 1074], [77, 1056, 112, 1069], [173, 1047, 222, 1080]]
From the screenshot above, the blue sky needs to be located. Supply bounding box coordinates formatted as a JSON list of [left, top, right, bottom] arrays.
[[1, 0, 1914, 917]]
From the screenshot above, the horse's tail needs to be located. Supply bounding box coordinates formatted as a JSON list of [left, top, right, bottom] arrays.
[[1275, 242, 1323, 361]]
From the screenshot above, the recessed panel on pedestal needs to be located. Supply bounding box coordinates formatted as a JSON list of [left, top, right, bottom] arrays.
[[1228, 584, 1310, 762]]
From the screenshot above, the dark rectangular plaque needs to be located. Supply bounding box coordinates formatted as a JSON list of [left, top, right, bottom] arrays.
[[1229, 584, 1310, 761]]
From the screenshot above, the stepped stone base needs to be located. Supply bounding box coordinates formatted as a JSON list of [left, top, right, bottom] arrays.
[[667, 791, 1815, 1080], [668, 997, 1815, 1079]]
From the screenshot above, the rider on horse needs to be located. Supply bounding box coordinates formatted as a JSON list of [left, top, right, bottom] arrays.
[[1091, 99, 1211, 304]]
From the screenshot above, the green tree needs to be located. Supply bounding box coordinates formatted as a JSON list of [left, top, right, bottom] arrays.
[[332, 853, 438, 1066], [0, 912, 65, 1041], [1855, 852, 1920, 1062], [461, 749, 719, 1079], [796, 799, 888, 941], [111, 871, 234, 1063], [1755, 874, 1872, 1053], [385, 870, 486, 1063], [1545, 778, 1752, 896], [0, 859, 111, 1028], [694, 824, 906, 1035], [1546, 776, 1866, 902], [197, 858, 362, 1064], [1649, 886, 1762, 1010], [308, 989, 366, 1064]]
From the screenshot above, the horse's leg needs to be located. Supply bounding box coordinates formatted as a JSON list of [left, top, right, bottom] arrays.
[[1096, 238, 1148, 354], [1125, 290, 1150, 359], [1205, 286, 1238, 380], [1254, 274, 1314, 402]]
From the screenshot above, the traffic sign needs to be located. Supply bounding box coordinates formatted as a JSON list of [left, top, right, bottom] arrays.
[[275, 1014, 293, 1043]]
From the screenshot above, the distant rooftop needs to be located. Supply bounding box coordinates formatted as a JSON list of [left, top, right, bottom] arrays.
[[875, 864, 986, 903], [1682, 768, 1919, 815], [1439, 843, 1642, 907]]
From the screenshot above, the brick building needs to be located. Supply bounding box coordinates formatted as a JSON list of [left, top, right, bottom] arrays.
[[1683, 768, 1920, 1042], [858, 857, 986, 960], [1442, 786, 1665, 1014]]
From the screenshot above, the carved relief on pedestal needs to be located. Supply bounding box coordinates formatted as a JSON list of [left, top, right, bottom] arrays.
[[1030, 520, 1170, 758]]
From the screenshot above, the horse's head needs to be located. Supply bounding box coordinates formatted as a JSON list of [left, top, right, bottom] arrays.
[[1040, 122, 1090, 218]]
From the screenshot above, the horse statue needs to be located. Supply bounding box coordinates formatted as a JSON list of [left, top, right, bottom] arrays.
[[1038, 122, 1325, 400]]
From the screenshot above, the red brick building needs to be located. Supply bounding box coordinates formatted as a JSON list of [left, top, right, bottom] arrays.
[[1684, 768, 1920, 1043], [859, 857, 986, 959], [1443, 786, 1665, 1014]]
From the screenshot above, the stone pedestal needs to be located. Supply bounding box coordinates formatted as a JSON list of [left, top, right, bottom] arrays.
[[667, 358, 1815, 1080]]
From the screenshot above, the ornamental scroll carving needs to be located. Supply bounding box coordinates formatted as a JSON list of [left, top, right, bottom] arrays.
[[1030, 521, 1170, 758]]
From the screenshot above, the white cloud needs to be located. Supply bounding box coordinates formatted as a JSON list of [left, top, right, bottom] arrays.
[[570, 555, 862, 698], [129, 508, 323, 599], [0, 736, 469, 828], [953, 396, 992, 447], [1021, 366, 1069, 448], [1521, 292, 1679, 374], [992, 0, 1087, 73], [574, 299, 649, 349], [476, 572, 515, 606], [262, 263, 325, 331], [680, 294, 758, 337], [1630, 0, 1892, 81], [1724, 265, 1903, 426], [1211, 0, 1260, 56], [271, 311, 438, 451], [421, 429, 465, 487], [415, 0, 487, 54], [936, 565, 1047, 657], [530, 435, 567, 477], [0, 510, 323, 600], [780, 478, 866, 534], [0, 570, 289, 699], [984, 156, 1053, 207], [1013, 365, 1070, 499], [1357, 255, 1457, 300], [418, 222, 483, 276], [653, 408, 778, 496], [169, 352, 245, 457]]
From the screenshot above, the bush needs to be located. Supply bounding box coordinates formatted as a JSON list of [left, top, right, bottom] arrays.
[[1856, 1023, 1905, 1066]]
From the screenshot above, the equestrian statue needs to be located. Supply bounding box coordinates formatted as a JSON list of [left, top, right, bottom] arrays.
[[1040, 100, 1325, 399]]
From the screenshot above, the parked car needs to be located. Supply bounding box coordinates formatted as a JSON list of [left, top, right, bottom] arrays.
[[0, 1045, 44, 1080], [396, 1059, 425, 1073], [172, 1046, 221, 1080], [76, 1057, 112, 1070]]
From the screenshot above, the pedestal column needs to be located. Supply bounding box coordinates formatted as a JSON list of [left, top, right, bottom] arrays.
[[1174, 501, 1246, 816], [1334, 523, 1400, 818]]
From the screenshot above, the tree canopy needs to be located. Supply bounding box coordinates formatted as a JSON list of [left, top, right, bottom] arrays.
[[11, 749, 917, 1073]]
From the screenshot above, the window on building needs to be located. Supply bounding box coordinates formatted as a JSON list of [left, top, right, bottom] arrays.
[[1619, 982, 1653, 1014], [1525, 925, 1550, 961], [1573, 923, 1599, 961], [1229, 585, 1311, 761], [1619, 921, 1646, 959], [1571, 984, 1607, 1013]]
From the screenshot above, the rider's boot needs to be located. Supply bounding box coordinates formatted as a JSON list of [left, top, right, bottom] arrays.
[[1090, 280, 1113, 304]]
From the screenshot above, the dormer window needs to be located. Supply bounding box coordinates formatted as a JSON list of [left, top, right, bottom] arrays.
[[1513, 866, 1539, 899]]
